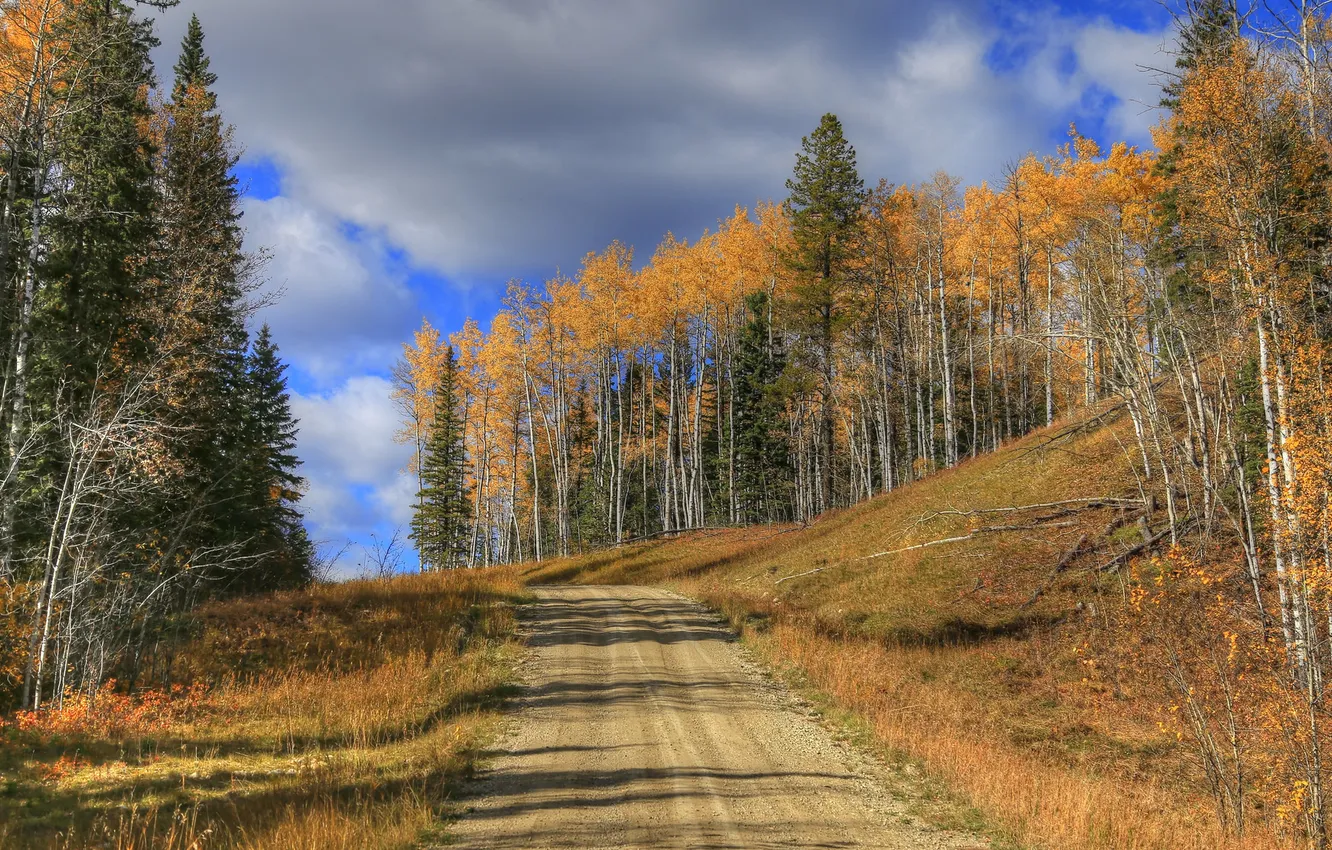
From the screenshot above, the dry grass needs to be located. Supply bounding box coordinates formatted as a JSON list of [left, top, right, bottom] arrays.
[[529, 408, 1138, 637], [524, 408, 1296, 850], [747, 619, 1279, 850], [0, 566, 528, 849], [231, 795, 437, 850]]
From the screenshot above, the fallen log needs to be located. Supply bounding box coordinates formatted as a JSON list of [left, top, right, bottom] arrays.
[[1094, 521, 1193, 574]]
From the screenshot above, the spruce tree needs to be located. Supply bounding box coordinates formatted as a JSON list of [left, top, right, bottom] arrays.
[[1153, 0, 1241, 292], [568, 387, 607, 550], [411, 348, 472, 570], [734, 292, 790, 523], [783, 113, 865, 514], [157, 14, 254, 580], [172, 15, 218, 100], [13, 1, 162, 556], [36, 2, 160, 391], [1161, 0, 1239, 109], [241, 325, 312, 589]]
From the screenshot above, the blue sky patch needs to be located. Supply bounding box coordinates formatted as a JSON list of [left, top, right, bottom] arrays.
[[411, 268, 513, 343], [1051, 0, 1170, 33], [1057, 83, 1123, 148], [987, 0, 1169, 35], [233, 156, 282, 200], [283, 363, 323, 397]]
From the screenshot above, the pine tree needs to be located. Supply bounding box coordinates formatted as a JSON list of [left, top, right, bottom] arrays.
[[241, 325, 312, 590], [1161, 0, 1239, 109], [37, 2, 159, 380], [568, 387, 603, 551], [783, 113, 865, 514], [411, 347, 472, 570], [734, 291, 790, 523], [1152, 0, 1241, 297]]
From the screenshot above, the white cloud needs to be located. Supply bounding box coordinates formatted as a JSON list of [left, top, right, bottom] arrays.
[[1074, 22, 1171, 140], [156, 2, 1169, 279], [243, 196, 417, 383], [289, 377, 415, 543], [857, 13, 1035, 180]]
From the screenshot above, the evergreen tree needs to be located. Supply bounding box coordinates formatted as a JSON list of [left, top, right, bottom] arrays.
[[734, 292, 790, 523], [0, 1, 325, 710], [568, 387, 605, 551], [39, 2, 159, 372], [11, 1, 162, 556], [1161, 0, 1239, 109], [163, 15, 240, 291], [411, 347, 472, 570], [157, 14, 255, 580], [783, 113, 865, 514], [241, 325, 312, 590], [172, 15, 218, 101], [1152, 0, 1241, 297]]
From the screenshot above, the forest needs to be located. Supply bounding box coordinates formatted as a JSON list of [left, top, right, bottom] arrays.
[[397, 4, 1303, 568], [0, 1, 312, 713]]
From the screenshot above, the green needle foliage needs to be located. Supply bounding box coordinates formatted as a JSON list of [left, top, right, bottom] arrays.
[[0, 6, 312, 709], [783, 113, 866, 512], [411, 347, 472, 570], [734, 291, 791, 523]]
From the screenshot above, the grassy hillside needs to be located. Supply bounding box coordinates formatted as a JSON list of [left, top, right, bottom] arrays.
[[0, 568, 527, 850], [0, 405, 1274, 849], [524, 405, 1280, 850]]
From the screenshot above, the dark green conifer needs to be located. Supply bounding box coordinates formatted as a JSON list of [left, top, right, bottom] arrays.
[[38, 2, 160, 386], [159, 14, 269, 589], [1153, 0, 1241, 288], [411, 348, 472, 570], [734, 292, 790, 523], [241, 325, 312, 589], [13, 2, 162, 555], [783, 113, 865, 513], [1161, 0, 1239, 109], [172, 15, 218, 101]]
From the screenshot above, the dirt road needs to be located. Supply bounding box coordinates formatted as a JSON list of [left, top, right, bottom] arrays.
[[446, 585, 986, 850]]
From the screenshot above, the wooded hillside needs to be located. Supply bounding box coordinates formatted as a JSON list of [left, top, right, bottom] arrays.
[[401, 1, 1332, 843]]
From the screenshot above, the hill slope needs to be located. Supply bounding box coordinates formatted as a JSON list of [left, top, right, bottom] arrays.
[[524, 405, 1274, 850]]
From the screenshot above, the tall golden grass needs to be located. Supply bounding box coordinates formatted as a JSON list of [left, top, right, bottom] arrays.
[[753, 619, 1281, 850], [52, 795, 438, 850], [2, 566, 527, 850]]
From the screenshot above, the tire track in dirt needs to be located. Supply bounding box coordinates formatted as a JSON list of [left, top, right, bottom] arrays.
[[445, 585, 990, 850]]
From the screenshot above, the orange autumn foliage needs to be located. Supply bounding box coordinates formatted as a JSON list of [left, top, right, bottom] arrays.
[[3, 680, 211, 741]]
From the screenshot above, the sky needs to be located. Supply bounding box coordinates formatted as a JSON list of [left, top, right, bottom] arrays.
[[147, 0, 1176, 576]]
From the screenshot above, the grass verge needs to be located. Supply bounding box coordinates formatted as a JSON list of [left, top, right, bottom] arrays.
[[734, 620, 1024, 850], [713, 602, 1271, 850]]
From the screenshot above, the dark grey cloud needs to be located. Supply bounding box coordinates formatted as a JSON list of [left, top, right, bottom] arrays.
[[147, 0, 1165, 279]]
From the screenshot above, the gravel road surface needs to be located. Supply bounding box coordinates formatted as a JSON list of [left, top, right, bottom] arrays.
[[446, 585, 988, 850]]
